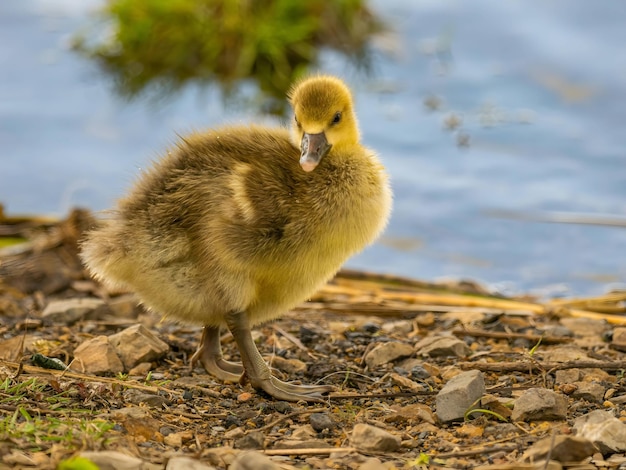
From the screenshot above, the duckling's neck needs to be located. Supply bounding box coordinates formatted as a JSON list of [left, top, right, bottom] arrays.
[[323, 142, 369, 170], [305, 145, 389, 226]]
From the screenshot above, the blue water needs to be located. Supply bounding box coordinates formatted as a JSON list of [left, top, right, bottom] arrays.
[[1, 0, 625, 296]]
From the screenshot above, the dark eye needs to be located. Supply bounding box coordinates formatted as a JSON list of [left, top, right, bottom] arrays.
[[294, 115, 301, 128], [331, 112, 342, 125]]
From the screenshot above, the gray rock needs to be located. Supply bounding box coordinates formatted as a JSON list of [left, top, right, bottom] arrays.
[[109, 324, 169, 370], [409, 365, 431, 379], [229, 451, 279, 470], [234, 431, 265, 450], [435, 370, 485, 423], [414, 336, 470, 358], [512, 388, 568, 422], [79, 451, 159, 470], [522, 435, 596, 463], [554, 369, 581, 384], [310, 413, 335, 432], [570, 381, 605, 403], [574, 409, 626, 453], [42, 298, 108, 324], [364, 342, 414, 368], [166, 456, 216, 470], [71, 335, 124, 375], [350, 423, 400, 452]]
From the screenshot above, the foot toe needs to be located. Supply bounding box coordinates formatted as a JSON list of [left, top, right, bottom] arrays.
[[191, 349, 244, 383], [251, 376, 335, 402]]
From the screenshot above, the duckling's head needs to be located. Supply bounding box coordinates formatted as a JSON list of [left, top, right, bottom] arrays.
[[288, 75, 360, 172]]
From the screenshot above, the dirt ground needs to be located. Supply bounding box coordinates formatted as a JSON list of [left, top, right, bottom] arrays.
[[1, 209, 626, 470]]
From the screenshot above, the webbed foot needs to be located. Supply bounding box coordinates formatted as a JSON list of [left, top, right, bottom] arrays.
[[225, 310, 334, 402], [249, 374, 335, 402]]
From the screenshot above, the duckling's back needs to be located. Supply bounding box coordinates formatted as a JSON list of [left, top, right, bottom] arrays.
[[81, 125, 391, 326]]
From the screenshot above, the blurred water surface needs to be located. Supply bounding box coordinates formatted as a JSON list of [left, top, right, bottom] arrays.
[[1, 0, 625, 296]]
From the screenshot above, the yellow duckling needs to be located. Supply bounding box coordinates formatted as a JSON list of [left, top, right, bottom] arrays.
[[81, 75, 392, 402]]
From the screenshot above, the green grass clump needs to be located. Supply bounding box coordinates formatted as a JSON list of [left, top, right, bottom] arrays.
[[0, 407, 114, 449], [72, 0, 383, 112], [0, 377, 116, 452]]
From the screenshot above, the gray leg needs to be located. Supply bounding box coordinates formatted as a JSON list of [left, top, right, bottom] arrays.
[[190, 325, 243, 383], [225, 310, 334, 402]]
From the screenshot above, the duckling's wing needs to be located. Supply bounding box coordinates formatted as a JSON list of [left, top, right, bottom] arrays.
[[176, 126, 303, 268]]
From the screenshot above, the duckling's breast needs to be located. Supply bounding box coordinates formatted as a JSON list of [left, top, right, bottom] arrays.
[[239, 150, 392, 323], [302, 153, 391, 251]]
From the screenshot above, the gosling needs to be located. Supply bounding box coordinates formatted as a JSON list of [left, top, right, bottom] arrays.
[[81, 75, 392, 402]]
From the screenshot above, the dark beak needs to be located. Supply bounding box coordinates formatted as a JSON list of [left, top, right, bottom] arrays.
[[299, 132, 331, 172]]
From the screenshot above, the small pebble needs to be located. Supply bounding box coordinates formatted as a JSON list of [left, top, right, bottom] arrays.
[[310, 413, 334, 433], [234, 431, 265, 450], [224, 415, 241, 428], [393, 366, 408, 376], [299, 326, 319, 345], [411, 365, 431, 380], [362, 322, 380, 334], [237, 392, 253, 402], [272, 401, 292, 414]]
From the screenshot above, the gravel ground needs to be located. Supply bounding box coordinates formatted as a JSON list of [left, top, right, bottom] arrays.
[[1, 209, 626, 470]]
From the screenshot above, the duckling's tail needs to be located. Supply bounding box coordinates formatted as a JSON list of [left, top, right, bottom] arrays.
[[79, 219, 133, 291]]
